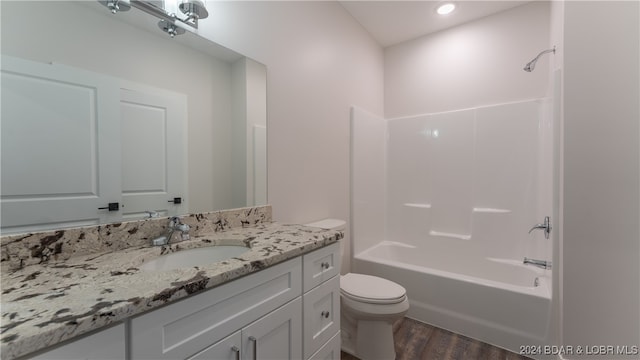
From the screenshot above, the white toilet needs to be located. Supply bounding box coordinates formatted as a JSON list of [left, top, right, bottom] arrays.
[[305, 219, 409, 360]]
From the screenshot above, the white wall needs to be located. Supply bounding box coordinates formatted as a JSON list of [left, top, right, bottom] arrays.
[[197, 1, 385, 271], [562, 2, 640, 358], [384, 1, 551, 118], [549, 0, 565, 352], [350, 107, 386, 257]]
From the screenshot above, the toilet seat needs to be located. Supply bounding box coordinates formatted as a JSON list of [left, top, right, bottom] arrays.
[[340, 273, 407, 305]]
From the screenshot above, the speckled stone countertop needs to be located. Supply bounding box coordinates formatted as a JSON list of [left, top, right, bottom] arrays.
[[0, 207, 342, 359]]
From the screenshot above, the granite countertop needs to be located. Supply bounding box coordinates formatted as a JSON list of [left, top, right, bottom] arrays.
[[0, 222, 342, 359]]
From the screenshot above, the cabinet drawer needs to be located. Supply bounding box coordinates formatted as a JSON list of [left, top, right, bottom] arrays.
[[303, 242, 340, 292], [308, 331, 341, 360], [131, 257, 302, 359], [303, 275, 340, 359], [30, 323, 125, 360]]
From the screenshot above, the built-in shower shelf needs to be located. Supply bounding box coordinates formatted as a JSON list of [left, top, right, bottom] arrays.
[[429, 230, 471, 240], [472, 207, 511, 213], [403, 203, 432, 209]]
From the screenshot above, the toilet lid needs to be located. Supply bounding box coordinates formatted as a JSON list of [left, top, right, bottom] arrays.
[[341, 273, 406, 304]]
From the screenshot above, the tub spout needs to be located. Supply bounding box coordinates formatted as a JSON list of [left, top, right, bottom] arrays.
[[524, 257, 552, 270]]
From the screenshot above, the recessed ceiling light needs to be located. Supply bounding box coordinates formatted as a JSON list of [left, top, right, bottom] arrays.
[[436, 3, 456, 15]]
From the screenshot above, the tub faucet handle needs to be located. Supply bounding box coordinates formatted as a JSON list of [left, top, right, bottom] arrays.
[[529, 216, 551, 239]]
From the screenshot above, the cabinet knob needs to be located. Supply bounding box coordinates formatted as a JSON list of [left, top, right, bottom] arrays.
[[321, 262, 330, 270], [321, 310, 330, 318]]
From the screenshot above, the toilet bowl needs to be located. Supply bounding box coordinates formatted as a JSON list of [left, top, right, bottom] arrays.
[[305, 219, 410, 360]]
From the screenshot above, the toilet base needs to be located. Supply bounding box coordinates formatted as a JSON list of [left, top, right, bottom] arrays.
[[341, 304, 406, 360], [357, 320, 397, 360]]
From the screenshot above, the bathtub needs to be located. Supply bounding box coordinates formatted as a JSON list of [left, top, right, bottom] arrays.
[[353, 241, 551, 353]]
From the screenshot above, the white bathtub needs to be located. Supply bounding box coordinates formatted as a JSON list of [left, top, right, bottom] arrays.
[[353, 241, 552, 353]]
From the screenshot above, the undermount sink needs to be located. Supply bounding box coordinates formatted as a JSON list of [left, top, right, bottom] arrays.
[[140, 245, 250, 271]]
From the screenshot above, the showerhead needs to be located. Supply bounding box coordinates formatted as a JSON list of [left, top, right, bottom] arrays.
[[524, 46, 556, 72], [523, 60, 536, 72]]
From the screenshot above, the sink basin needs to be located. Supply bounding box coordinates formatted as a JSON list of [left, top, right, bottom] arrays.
[[140, 245, 250, 271]]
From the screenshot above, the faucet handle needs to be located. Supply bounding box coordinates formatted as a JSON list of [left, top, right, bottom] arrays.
[[528, 216, 552, 239], [176, 222, 190, 241]]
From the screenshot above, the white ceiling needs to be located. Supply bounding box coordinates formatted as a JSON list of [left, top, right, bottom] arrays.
[[339, 1, 531, 47]]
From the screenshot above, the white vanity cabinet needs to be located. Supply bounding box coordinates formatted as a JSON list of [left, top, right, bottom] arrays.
[[29, 323, 125, 360], [25, 243, 341, 360], [302, 242, 341, 360], [130, 258, 303, 359], [187, 298, 302, 360]]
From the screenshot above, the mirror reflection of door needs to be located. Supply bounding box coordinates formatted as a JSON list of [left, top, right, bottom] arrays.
[[120, 86, 187, 220], [1, 56, 121, 233], [1, 56, 187, 233]]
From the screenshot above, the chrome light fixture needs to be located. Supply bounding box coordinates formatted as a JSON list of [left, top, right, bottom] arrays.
[[179, 0, 209, 22], [99, 0, 131, 14], [158, 18, 186, 38], [99, 0, 210, 37]]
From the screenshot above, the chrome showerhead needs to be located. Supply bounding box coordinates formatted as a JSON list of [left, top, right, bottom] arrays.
[[524, 46, 556, 72], [523, 60, 536, 72]]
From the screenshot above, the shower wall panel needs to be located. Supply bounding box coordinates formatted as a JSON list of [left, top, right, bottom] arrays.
[[386, 99, 549, 261]]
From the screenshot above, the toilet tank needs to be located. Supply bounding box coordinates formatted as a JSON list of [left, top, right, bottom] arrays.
[[305, 219, 346, 231]]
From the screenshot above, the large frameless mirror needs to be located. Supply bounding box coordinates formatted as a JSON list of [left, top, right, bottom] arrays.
[[0, 1, 267, 234]]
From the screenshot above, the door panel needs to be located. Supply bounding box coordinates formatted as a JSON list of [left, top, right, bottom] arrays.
[[120, 87, 187, 220], [1, 56, 121, 232]]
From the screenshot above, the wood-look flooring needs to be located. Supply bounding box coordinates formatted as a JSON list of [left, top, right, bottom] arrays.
[[341, 317, 532, 360]]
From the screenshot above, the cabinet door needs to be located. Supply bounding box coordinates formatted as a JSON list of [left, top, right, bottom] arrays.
[[307, 332, 341, 360], [1, 55, 121, 233], [242, 298, 302, 360], [303, 275, 340, 359], [187, 331, 242, 360], [29, 323, 125, 360]]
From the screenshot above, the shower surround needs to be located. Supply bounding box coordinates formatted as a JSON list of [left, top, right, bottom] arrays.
[[350, 99, 553, 353]]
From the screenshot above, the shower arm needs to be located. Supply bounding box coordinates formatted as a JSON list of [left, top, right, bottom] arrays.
[[524, 46, 556, 72]]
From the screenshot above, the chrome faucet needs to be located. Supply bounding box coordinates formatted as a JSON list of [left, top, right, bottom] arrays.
[[524, 257, 552, 270], [529, 216, 551, 239], [151, 216, 190, 246]]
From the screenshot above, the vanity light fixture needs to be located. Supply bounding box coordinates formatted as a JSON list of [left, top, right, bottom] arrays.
[[158, 18, 186, 38], [99, 0, 131, 13], [436, 2, 456, 16], [99, 0, 209, 37]]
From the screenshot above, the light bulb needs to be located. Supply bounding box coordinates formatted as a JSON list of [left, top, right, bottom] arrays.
[[436, 3, 456, 15]]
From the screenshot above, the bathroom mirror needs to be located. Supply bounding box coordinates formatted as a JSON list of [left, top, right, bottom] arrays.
[[0, 1, 267, 234]]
